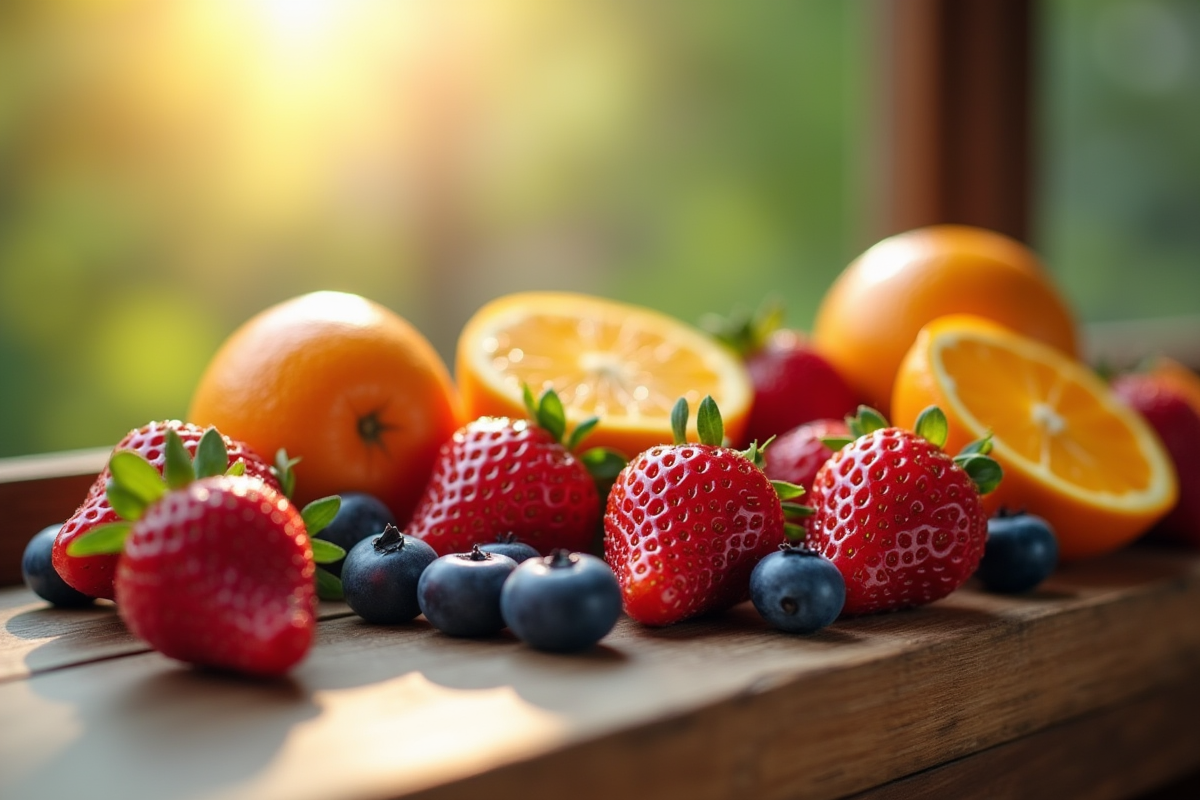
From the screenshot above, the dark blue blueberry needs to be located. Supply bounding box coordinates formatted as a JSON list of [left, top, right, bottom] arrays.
[[314, 492, 396, 577], [342, 524, 438, 624], [312, 494, 396, 575], [749, 545, 844, 634], [479, 532, 540, 564], [417, 545, 517, 637], [500, 550, 622, 652], [977, 512, 1058, 593], [22, 524, 93, 608]]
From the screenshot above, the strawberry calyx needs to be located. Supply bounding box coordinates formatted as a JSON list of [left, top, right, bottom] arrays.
[[669, 395, 727, 446], [672, 395, 811, 540], [820, 405, 895, 451], [823, 405, 1004, 497], [521, 383, 627, 482], [774, 480, 813, 543], [271, 449, 301, 498], [953, 434, 1003, 496], [914, 406, 949, 448], [914, 407, 1003, 495], [67, 427, 348, 595], [699, 298, 786, 357]]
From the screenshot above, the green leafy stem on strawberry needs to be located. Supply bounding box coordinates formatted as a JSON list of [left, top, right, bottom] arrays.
[[699, 297, 787, 357], [66, 427, 348, 598], [671, 394, 812, 542], [821, 405, 1003, 496], [521, 384, 627, 481]]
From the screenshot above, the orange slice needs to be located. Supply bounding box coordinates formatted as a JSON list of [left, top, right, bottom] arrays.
[[456, 292, 752, 458], [892, 314, 1177, 560]]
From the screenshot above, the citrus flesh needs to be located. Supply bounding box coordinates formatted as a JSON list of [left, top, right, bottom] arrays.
[[892, 315, 1177, 560], [813, 225, 1079, 415], [456, 292, 752, 458]]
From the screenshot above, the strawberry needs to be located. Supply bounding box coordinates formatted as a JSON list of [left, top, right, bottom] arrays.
[[704, 302, 858, 447], [603, 396, 805, 626], [764, 418, 852, 495], [805, 407, 1002, 615], [1112, 370, 1200, 547], [53, 420, 280, 600], [407, 388, 624, 556], [67, 428, 345, 676]]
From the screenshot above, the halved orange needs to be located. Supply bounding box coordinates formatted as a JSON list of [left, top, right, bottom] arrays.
[[456, 292, 752, 458], [892, 314, 1177, 560]]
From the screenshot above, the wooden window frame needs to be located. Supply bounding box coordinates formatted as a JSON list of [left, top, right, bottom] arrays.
[[880, 0, 1032, 243], [880, 0, 1200, 369]]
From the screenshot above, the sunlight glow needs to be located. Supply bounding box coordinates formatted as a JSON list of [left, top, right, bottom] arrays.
[[255, 0, 343, 48]]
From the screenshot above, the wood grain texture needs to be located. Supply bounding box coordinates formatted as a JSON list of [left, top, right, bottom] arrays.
[[0, 592, 135, 682], [849, 677, 1200, 800], [0, 587, 354, 683], [2, 547, 1199, 800]]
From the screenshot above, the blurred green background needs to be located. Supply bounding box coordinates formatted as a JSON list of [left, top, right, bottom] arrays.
[[1, 0, 1197, 457]]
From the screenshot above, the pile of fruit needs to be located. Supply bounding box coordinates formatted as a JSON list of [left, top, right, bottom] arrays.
[[21, 224, 1199, 677]]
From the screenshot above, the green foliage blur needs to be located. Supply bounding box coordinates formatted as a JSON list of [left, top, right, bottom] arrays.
[[1, 0, 1198, 458], [1037, 0, 1200, 321], [0, 0, 872, 457]]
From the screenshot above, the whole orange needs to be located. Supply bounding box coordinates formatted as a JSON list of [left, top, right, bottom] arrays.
[[188, 291, 463, 523], [812, 225, 1079, 415]]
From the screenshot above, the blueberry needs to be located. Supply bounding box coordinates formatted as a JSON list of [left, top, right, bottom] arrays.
[[479, 532, 540, 564], [500, 550, 622, 652], [314, 492, 396, 577], [749, 545, 844, 633], [342, 524, 438, 624], [417, 545, 517, 637], [22, 524, 93, 608], [977, 512, 1058, 593]]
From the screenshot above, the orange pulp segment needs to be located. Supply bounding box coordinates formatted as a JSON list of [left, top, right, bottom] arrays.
[[892, 315, 1177, 560], [456, 292, 752, 458]]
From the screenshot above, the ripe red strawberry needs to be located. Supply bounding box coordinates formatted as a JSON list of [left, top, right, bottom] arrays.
[[1112, 371, 1200, 547], [118, 477, 315, 676], [704, 303, 858, 446], [603, 397, 802, 626], [764, 418, 851, 495], [66, 429, 345, 676], [53, 420, 279, 600], [805, 407, 1001, 615], [407, 388, 622, 556]]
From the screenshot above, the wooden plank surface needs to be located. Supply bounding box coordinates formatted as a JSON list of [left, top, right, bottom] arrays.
[[849, 676, 1200, 800], [2, 546, 1199, 800], [0, 592, 137, 681], [0, 590, 356, 683]]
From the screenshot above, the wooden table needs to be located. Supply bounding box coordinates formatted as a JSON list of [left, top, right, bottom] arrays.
[[3, 453, 1200, 800]]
